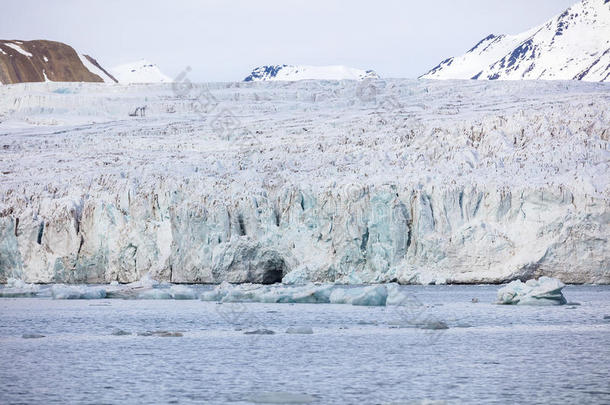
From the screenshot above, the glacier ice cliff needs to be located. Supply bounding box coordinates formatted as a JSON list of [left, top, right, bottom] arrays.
[[0, 79, 608, 284]]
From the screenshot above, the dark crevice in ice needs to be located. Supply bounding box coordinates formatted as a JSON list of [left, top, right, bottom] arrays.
[[36, 221, 44, 245]]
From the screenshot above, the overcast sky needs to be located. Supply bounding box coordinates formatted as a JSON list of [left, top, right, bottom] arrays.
[[1, 0, 577, 82]]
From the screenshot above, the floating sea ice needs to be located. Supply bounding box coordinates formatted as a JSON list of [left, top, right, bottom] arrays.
[[221, 287, 261, 303], [137, 330, 183, 337], [106, 273, 160, 299], [244, 329, 275, 335], [169, 285, 197, 300], [497, 276, 567, 305], [385, 283, 411, 306], [330, 285, 388, 306], [137, 288, 172, 299], [51, 284, 106, 299], [287, 284, 333, 304], [201, 283, 389, 306], [329, 288, 358, 304], [351, 285, 388, 306], [0, 278, 39, 297], [200, 289, 225, 302], [286, 326, 314, 334]]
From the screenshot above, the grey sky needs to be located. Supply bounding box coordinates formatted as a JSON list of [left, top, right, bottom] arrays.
[[1, 0, 577, 82]]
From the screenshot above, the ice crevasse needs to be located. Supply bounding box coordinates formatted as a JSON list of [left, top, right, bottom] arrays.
[[0, 80, 608, 284]]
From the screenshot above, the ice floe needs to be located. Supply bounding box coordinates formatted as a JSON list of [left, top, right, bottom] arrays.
[[286, 326, 314, 334], [0, 279, 427, 307], [497, 276, 567, 305], [244, 329, 275, 335], [51, 284, 106, 299], [169, 285, 198, 300], [199, 283, 398, 306], [0, 278, 39, 297]]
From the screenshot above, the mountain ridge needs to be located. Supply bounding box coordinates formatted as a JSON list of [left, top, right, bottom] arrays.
[[244, 64, 379, 82], [0, 39, 117, 84], [422, 0, 610, 82]]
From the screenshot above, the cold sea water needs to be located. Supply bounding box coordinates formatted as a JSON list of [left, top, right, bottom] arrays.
[[0, 285, 609, 404]]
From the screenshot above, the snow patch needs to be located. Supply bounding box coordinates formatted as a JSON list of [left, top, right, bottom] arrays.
[[78, 54, 115, 84], [244, 64, 379, 82], [111, 59, 172, 84], [4, 42, 33, 57], [422, 0, 610, 82]]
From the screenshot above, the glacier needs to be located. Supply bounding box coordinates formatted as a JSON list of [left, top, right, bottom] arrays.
[[0, 79, 608, 284]]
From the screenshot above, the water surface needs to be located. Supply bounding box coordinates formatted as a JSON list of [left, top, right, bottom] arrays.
[[1, 285, 609, 404]]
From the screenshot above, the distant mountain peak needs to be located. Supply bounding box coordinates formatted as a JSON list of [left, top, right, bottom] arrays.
[[422, 0, 610, 82], [110, 60, 172, 84], [244, 64, 379, 82]]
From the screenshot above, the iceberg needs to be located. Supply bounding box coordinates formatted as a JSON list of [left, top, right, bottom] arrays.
[[199, 282, 391, 306], [105, 274, 159, 299], [0, 278, 39, 297], [497, 276, 568, 305], [286, 326, 314, 334], [244, 329, 275, 335], [350, 285, 388, 306], [51, 284, 106, 299], [137, 288, 172, 300], [386, 283, 413, 306], [329, 285, 388, 306], [169, 285, 197, 300]]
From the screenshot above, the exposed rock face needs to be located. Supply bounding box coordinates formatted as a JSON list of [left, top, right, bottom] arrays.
[[0, 40, 117, 84], [0, 79, 608, 284]]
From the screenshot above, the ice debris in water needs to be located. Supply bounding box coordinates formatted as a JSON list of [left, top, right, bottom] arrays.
[[0, 278, 39, 297], [169, 285, 197, 300], [51, 284, 106, 299], [497, 276, 567, 305], [286, 326, 314, 334], [137, 289, 172, 300], [244, 329, 275, 335], [137, 330, 183, 337], [105, 273, 160, 299], [200, 282, 401, 306]]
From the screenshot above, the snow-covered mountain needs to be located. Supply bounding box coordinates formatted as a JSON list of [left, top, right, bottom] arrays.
[[244, 65, 379, 82], [0, 39, 117, 84], [111, 60, 172, 84], [422, 0, 610, 82]]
